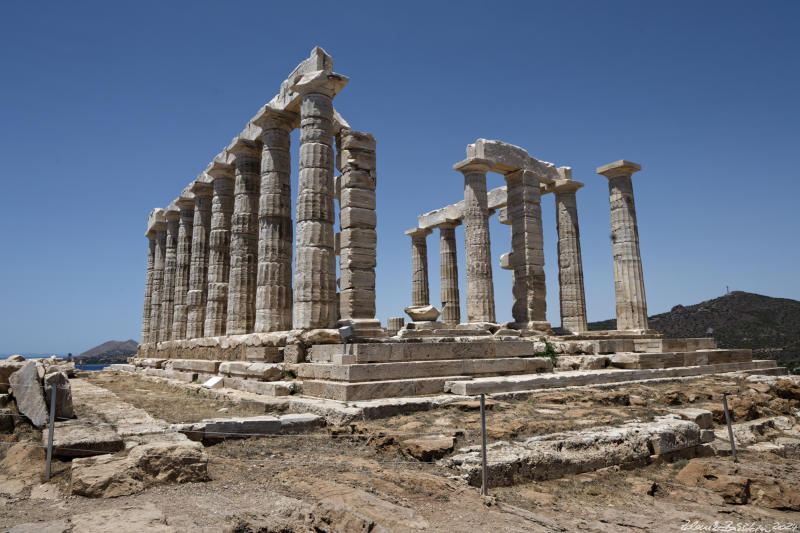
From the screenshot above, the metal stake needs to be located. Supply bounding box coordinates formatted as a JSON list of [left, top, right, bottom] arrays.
[[45, 382, 57, 481], [480, 393, 488, 496], [722, 392, 738, 463]]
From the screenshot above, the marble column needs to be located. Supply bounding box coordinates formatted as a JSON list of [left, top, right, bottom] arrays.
[[141, 231, 156, 344], [171, 190, 195, 340], [159, 205, 180, 342], [438, 221, 461, 325], [204, 160, 235, 337], [453, 157, 495, 323], [405, 227, 431, 306], [226, 139, 262, 335], [253, 109, 296, 332], [148, 211, 167, 343], [505, 169, 549, 331], [186, 176, 213, 339], [597, 160, 648, 331], [290, 71, 348, 328], [553, 170, 588, 334]]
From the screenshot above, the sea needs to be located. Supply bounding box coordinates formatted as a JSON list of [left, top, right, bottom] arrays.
[[0, 353, 109, 371]]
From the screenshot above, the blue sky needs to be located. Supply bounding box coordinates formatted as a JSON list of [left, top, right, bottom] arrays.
[[1, 1, 798, 354]]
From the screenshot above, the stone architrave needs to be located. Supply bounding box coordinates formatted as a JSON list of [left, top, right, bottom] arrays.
[[148, 210, 167, 343], [252, 110, 297, 332], [171, 189, 195, 340], [291, 70, 348, 328], [597, 160, 648, 331], [204, 160, 235, 337], [185, 176, 213, 339], [453, 157, 496, 323], [505, 169, 549, 332], [438, 221, 461, 325], [405, 227, 431, 307], [338, 129, 378, 321], [141, 231, 156, 344], [553, 170, 588, 334], [159, 205, 180, 342], [226, 139, 262, 335]]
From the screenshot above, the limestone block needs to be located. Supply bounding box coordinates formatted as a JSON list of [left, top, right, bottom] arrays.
[[339, 269, 375, 290], [0, 361, 24, 393], [340, 288, 376, 318], [202, 376, 224, 389], [340, 188, 376, 210], [46, 420, 124, 457], [340, 207, 377, 229], [44, 371, 74, 420], [340, 169, 376, 190], [340, 130, 376, 151], [340, 247, 376, 269], [165, 359, 221, 374], [218, 362, 283, 381], [340, 228, 376, 249], [9, 361, 48, 428], [404, 305, 440, 321], [283, 344, 307, 363], [673, 408, 714, 430], [340, 149, 376, 170], [387, 317, 405, 334]]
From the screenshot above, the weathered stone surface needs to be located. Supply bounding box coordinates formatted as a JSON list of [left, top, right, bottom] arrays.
[[186, 179, 213, 339], [9, 361, 48, 428], [218, 361, 283, 381], [44, 371, 74, 420], [404, 305, 440, 322], [68, 503, 176, 533], [405, 228, 431, 307], [0, 360, 24, 393], [555, 355, 609, 371], [672, 408, 714, 430], [46, 420, 124, 457], [554, 177, 588, 333], [170, 194, 194, 340], [0, 408, 13, 433], [204, 166, 234, 337], [401, 437, 455, 461], [159, 207, 180, 341], [438, 224, 461, 325], [147, 209, 166, 343]]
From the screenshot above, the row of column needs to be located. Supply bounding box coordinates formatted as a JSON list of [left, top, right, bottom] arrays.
[[406, 159, 647, 333]]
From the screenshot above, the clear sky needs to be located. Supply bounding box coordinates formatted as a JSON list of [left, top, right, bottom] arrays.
[[1, 1, 798, 354]]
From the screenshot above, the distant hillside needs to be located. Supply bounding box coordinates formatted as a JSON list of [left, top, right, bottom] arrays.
[[77, 339, 138, 364], [588, 291, 800, 373]]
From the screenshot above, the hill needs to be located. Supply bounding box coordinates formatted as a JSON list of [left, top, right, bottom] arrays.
[[77, 339, 139, 364], [588, 291, 800, 373]]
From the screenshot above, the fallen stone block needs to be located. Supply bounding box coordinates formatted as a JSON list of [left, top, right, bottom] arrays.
[[401, 437, 455, 461], [202, 376, 224, 389], [672, 408, 713, 430], [219, 362, 283, 381], [108, 364, 135, 372], [46, 420, 124, 457], [9, 361, 48, 428], [0, 360, 25, 393], [279, 413, 323, 433], [44, 371, 74, 420]]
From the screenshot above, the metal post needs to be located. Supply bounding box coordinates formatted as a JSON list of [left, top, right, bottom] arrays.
[[480, 393, 488, 496], [722, 392, 738, 463], [45, 382, 56, 480]]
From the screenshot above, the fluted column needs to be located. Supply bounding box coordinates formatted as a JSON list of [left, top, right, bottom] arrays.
[[171, 190, 194, 340], [553, 170, 588, 334], [253, 109, 296, 332], [141, 231, 156, 343], [186, 176, 213, 339], [405, 227, 431, 306], [438, 222, 461, 325], [454, 157, 495, 323], [597, 160, 648, 331], [148, 210, 167, 343], [290, 70, 348, 328], [226, 139, 262, 335], [159, 205, 179, 342], [204, 160, 235, 337], [505, 169, 549, 331]]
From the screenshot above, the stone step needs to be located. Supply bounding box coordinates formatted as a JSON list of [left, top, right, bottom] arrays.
[[444, 360, 778, 396], [294, 357, 553, 382], [609, 349, 751, 369], [740, 366, 787, 377], [300, 376, 470, 401]]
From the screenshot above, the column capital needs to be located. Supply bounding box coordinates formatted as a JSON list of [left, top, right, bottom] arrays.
[[552, 179, 584, 194], [453, 157, 492, 174], [290, 70, 349, 98], [435, 218, 462, 230], [252, 105, 299, 131], [405, 227, 432, 238], [189, 173, 214, 196], [176, 191, 195, 210], [164, 203, 180, 221], [596, 160, 642, 179], [146, 208, 166, 237], [206, 159, 235, 180], [227, 137, 261, 157]]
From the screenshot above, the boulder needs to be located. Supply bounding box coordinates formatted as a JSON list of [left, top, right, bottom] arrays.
[[774, 379, 800, 401], [675, 459, 751, 504], [9, 361, 48, 427], [404, 305, 440, 322], [46, 420, 124, 457], [7, 354, 25, 362], [44, 371, 74, 420], [401, 437, 455, 461], [0, 360, 25, 393]]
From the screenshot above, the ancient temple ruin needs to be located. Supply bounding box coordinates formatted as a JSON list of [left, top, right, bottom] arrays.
[[135, 47, 779, 401]]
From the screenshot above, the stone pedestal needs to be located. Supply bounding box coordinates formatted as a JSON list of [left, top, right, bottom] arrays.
[[405, 227, 431, 307], [171, 190, 195, 340], [438, 222, 461, 325], [159, 205, 180, 342], [253, 110, 297, 332], [597, 160, 648, 331], [553, 170, 588, 334], [141, 232, 156, 344], [226, 139, 262, 335], [148, 211, 167, 343], [204, 160, 235, 337], [186, 176, 213, 339], [505, 169, 549, 332], [291, 71, 348, 328], [454, 157, 496, 323]]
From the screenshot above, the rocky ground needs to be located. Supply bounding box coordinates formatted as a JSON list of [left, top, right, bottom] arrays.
[[1, 370, 799, 532]]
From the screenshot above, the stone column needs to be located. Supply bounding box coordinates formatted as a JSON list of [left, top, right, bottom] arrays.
[[148, 211, 167, 343], [204, 160, 235, 337], [226, 139, 262, 335], [253, 109, 297, 332], [141, 231, 156, 344], [338, 129, 379, 322], [438, 221, 461, 325], [597, 160, 648, 331], [170, 189, 195, 340], [290, 71, 348, 329], [553, 170, 588, 334], [186, 176, 213, 339], [159, 205, 179, 342], [405, 227, 431, 307], [454, 157, 495, 323], [505, 169, 549, 332]]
